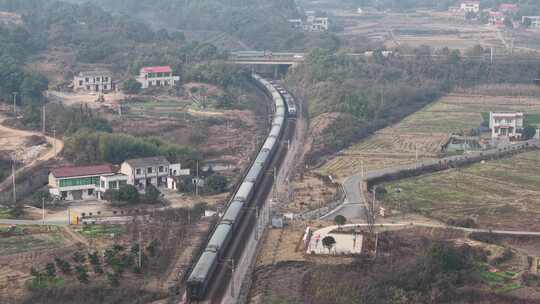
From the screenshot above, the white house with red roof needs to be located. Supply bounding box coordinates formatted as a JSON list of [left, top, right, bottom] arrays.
[[489, 112, 524, 140], [499, 3, 519, 13], [48, 164, 128, 200], [136, 66, 180, 89], [460, 1, 480, 13]]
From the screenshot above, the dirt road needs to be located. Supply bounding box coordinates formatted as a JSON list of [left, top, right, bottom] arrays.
[[0, 116, 64, 191]]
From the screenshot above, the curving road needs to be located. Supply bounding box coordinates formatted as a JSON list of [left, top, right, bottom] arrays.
[[325, 140, 540, 221]]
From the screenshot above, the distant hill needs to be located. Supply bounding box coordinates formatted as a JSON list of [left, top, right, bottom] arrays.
[[64, 0, 301, 50]]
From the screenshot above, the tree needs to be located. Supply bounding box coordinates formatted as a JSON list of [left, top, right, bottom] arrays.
[[334, 215, 347, 229], [75, 265, 89, 284], [45, 263, 56, 277], [118, 185, 140, 205], [123, 78, 142, 94], [205, 174, 228, 194], [522, 125, 537, 140], [73, 251, 86, 263], [322, 236, 336, 253], [144, 184, 161, 204]]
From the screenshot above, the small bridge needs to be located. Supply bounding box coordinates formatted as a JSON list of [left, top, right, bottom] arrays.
[[228, 51, 306, 66]]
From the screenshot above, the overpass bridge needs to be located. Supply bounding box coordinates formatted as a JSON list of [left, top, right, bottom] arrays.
[[229, 51, 305, 66]]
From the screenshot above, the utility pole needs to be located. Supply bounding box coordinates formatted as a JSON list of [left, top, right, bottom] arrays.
[[138, 231, 142, 269], [42, 103, 46, 134], [12, 92, 17, 116], [415, 143, 419, 168], [42, 197, 45, 225], [273, 166, 277, 201], [230, 259, 235, 297], [12, 154, 16, 204], [195, 160, 199, 197], [53, 128, 57, 159]]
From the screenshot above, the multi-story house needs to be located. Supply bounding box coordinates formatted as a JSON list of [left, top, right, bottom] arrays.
[[460, 1, 480, 13], [120, 156, 171, 191], [48, 164, 127, 200], [73, 71, 116, 93], [523, 16, 540, 28], [489, 112, 524, 140], [136, 66, 180, 89], [489, 11, 506, 26]]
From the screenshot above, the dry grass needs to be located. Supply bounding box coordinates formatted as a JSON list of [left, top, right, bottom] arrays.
[[381, 150, 540, 231], [318, 93, 540, 180]]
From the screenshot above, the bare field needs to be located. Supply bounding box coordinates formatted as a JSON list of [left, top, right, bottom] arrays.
[[318, 93, 540, 180], [334, 9, 505, 51], [381, 150, 540, 231]]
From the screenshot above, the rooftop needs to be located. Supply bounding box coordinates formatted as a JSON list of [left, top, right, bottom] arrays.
[[52, 164, 114, 178], [78, 70, 112, 77], [141, 66, 172, 74], [125, 156, 170, 168]]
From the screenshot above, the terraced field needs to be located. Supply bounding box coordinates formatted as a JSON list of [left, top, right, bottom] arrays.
[[381, 150, 540, 231], [318, 93, 540, 180]]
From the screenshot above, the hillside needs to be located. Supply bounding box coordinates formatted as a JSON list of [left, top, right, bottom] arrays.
[[64, 0, 300, 50]]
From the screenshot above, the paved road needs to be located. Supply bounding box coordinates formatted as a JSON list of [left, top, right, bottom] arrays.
[[0, 219, 68, 225], [326, 140, 539, 220]]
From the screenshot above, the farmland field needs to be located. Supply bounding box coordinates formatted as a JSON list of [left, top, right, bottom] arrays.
[[380, 150, 540, 231], [318, 93, 540, 180]]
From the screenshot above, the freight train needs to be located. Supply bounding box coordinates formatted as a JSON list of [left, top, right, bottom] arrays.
[[185, 73, 293, 301]]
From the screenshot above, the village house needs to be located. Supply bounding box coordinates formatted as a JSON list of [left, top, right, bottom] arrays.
[[523, 16, 540, 28], [489, 112, 524, 140], [48, 164, 127, 200], [460, 1, 480, 13], [166, 163, 192, 191], [49, 157, 191, 201], [288, 11, 329, 32], [120, 156, 172, 191], [499, 3, 519, 14], [73, 71, 116, 93], [136, 66, 180, 89], [489, 11, 506, 26]]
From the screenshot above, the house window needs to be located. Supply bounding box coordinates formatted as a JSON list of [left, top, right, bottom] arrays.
[[159, 166, 164, 173], [79, 80, 83, 86], [136, 168, 141, 175], [156, 80, 161, 86], [103, 85, 108, 90], [88, 189, 94, 195], [101, 181, 105, 188], [86, 86, 91, 90], [85, 77, 89, 83], [96, 77, 101, 82], [148, 167, 153, 174], [109, 181, 118, 189], [157, 72, 163, 77], [164, 81, 169, 86], [104, 77, 108, 82]]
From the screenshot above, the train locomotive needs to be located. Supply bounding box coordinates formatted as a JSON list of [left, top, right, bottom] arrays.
[[185, 73, 289, 301]]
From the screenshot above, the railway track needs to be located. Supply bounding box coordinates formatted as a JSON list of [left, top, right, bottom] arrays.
[[182, 74, 297, 304]]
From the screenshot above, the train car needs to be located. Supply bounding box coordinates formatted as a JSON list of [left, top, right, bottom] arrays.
[[221, 199, 245, 227], [235, 181, 255, 202], [206, 223, 233, 258], [186, 73, 285, 301], [186, 250, 219, 300]]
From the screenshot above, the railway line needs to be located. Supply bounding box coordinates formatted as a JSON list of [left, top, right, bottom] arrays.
[[183, 73, 297, 303]]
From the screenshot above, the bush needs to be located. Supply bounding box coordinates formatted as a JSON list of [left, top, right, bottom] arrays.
[[118, 185, 140, 205], [144, 184, 160, 204], [123, 78, 142, 94]]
